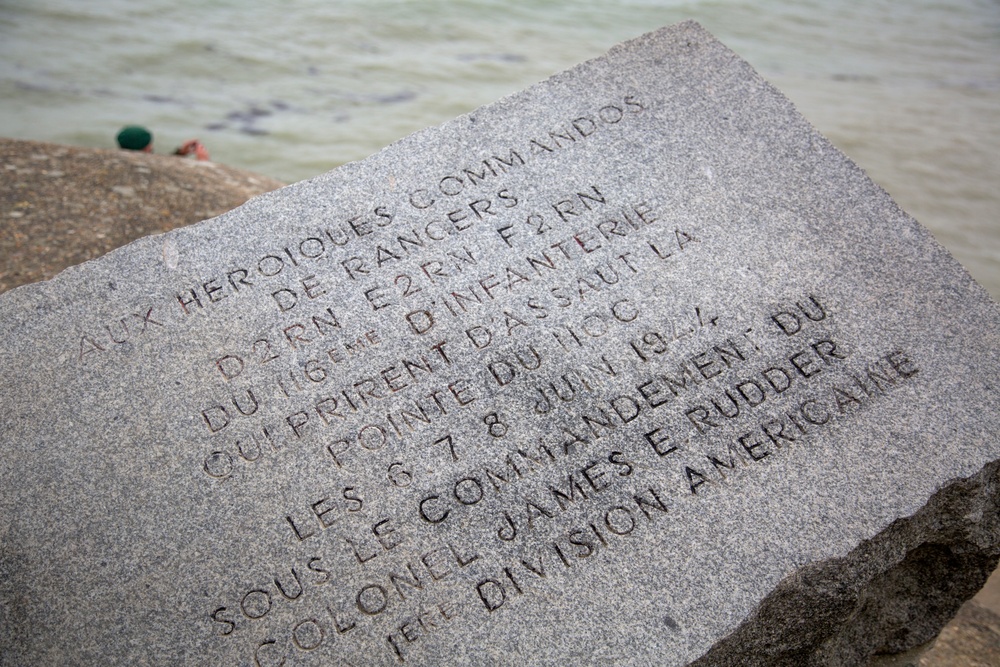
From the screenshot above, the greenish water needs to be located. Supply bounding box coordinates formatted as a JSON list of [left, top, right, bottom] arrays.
[[1, 0, 998, 296]]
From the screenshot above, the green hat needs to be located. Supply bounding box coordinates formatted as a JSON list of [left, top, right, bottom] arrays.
[[116, 125, 152, 150]]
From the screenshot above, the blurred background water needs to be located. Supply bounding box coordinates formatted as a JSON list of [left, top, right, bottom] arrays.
[[1, 0, 998, 296]]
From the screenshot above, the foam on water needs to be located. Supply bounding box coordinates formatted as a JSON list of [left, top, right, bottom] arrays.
[[1, 0, 998, 294]]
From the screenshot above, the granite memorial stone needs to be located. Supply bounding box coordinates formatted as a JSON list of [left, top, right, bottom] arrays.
[[2, 21, 999, 666]]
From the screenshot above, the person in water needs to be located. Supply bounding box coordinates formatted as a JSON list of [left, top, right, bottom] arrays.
[[116, 125, 209, 161]]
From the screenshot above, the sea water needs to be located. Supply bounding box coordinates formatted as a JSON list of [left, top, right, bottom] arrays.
[[1, 0, 998, 295]]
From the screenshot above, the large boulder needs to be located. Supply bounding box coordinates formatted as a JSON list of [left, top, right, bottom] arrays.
[[0, 137, 283, 294]]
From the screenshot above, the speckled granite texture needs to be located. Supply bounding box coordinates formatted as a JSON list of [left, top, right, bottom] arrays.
[[1, 22, 998, 666]]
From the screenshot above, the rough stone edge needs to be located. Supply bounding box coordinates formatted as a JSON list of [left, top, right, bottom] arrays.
[[689, 460, 1000, 666]]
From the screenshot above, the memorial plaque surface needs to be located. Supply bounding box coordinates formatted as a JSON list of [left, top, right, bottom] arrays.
[[2, 21, 1000, 666]]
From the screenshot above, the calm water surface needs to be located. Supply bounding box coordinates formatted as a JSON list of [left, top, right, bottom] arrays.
[[1, 0, 998, 295]]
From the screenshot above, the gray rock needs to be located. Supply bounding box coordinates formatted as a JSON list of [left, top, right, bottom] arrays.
[[1, 21, 998, 666], [0, 137, 285, 295]]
